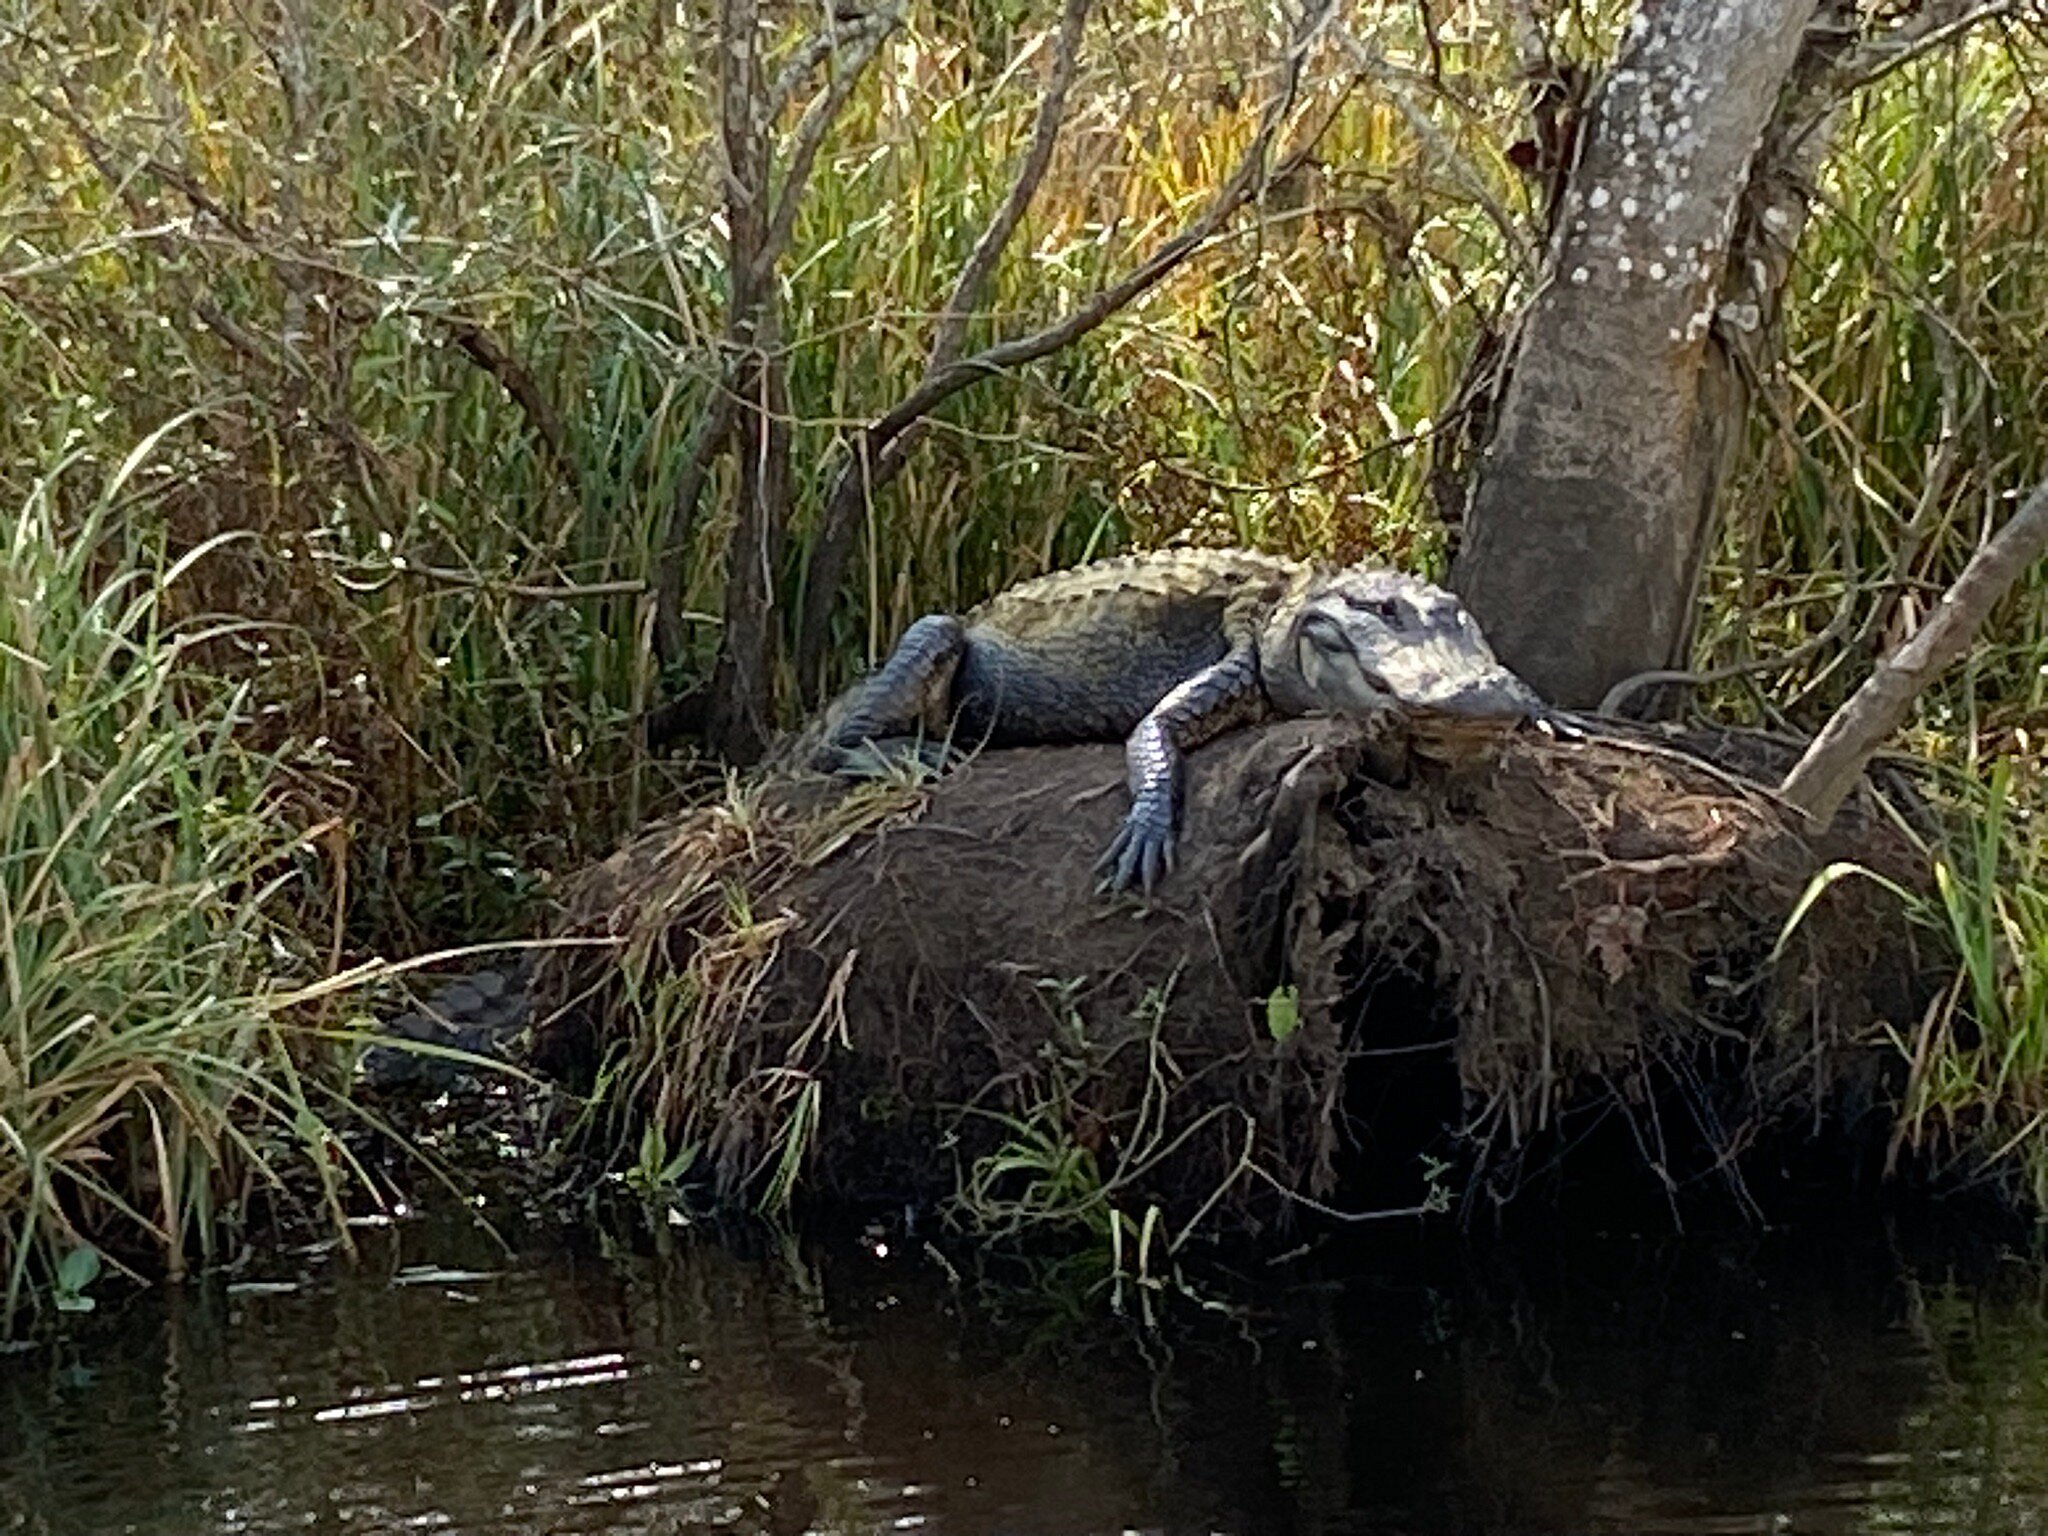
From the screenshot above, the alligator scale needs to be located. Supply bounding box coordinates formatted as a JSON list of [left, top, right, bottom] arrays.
[[816, 549, 1543, 892]]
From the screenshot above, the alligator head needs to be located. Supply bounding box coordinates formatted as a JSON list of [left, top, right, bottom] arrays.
[[1260, 566, 1542, 726]]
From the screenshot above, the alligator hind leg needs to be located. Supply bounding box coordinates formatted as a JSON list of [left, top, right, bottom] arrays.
[[813, 614, 967, 773]]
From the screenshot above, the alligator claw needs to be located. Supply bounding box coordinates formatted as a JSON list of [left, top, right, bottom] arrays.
[[1095, 812, 1177, 895]]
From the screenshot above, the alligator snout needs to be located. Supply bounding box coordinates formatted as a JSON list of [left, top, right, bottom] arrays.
[[1377, 630, 1542, 720], [1419, 663, 1543, 720]]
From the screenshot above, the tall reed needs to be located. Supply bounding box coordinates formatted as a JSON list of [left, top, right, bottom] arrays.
[[1, 417, 357, 1329], [1, 0, 2045, 1263]]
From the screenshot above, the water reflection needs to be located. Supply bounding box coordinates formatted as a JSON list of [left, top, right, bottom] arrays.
[[3, 1219, 2047, 1535]]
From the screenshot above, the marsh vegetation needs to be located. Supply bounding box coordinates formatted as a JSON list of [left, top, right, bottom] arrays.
[[2, 0, 2045, 1323]]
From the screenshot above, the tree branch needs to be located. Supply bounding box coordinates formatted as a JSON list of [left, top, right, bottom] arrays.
[[928, 0, 1092, 372], [1821, 0, 2015, 96], [1781, 0, 2016, 150], [861, 0, 1326, 445], [654, 3, 900, 666], [1778, 477, 2048, 827], [758, 7, 903, 288], [443, 318, 584, 504], [795, 0, 1337, 690], [794, 0, 1092, 685]]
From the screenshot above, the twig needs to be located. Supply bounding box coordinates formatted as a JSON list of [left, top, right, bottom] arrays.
[[1597, 616, 1853, 718], [395, 564, 667, 602], [757, 8, 903, 287], [1246, 1162, 1444, 1222], [1415, 0, 1444, 85], [1779, 476, 2048, 827], [1331, 26, 1536, 268], [1822, 0, 2015, 97], [443, 318, 584, 503], [654, 4, 901, 667], [1784, 0, 2016, 150], [796, 0, 1339, 688]]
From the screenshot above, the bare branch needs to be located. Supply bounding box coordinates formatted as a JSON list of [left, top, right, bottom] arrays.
[[654, 381, 741, 662], [866, 0, 1331, 445], [377, 561, 662, 602], [1779, 478, 2048, 827], [656, 0, 902, 668], [1777, 0, 2016, 152], [789, 0, 1090, 683], [657, 0, 772, 666], [929, 0, 1092, 372], [443, 319, 585, 504], [1821, 0, 2015, 96], [795, 0, 1338, 687], [764, 13, 873, 123], [758, 7, 903, 285]]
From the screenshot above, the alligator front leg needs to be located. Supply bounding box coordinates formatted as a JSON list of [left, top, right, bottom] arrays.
[[1096, 642, 1270, 894], [813, 614, 969, 773]]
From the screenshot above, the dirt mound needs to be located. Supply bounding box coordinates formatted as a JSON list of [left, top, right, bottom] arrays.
[[535, 717, 1938, 1235]]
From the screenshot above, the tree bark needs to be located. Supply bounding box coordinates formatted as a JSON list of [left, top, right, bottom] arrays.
[[1450, 0, 1823, 709], [657, 5, 899, 752], [696, 0, 778, 762], [700, 329, 794, 763]]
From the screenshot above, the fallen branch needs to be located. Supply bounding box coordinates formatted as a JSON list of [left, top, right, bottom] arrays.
[[1779, 477, 2048, 827]]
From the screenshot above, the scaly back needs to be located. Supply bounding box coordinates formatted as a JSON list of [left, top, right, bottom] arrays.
[[965, 549, 1307, 646]]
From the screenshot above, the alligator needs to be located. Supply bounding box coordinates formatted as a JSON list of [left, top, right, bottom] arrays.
[[815, 548, 1543, 892]]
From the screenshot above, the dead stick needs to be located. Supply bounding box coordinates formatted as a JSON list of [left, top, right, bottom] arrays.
[[1778, 477, 2048, 827]]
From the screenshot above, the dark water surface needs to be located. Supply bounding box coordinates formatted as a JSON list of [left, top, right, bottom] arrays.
[[5, 1217, 2048, 1535]]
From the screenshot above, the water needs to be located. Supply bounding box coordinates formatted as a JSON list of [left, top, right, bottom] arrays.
[[5, 1218, 2048, 1535]]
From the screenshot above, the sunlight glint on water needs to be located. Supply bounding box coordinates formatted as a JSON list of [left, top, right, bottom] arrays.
[[5, 1226, 2048, 1535]]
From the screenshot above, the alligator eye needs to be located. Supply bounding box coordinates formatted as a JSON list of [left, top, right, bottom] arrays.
[[1373, 598, 1403, 628]]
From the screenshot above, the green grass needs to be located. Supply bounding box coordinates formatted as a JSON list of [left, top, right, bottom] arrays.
[[1892, 762, 2048, 1205], [1, 419, 366, 1331], [1, 0, 2047, 1318]]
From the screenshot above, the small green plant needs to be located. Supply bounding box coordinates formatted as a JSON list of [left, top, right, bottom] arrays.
[[950, 972, 1266, 1299], [623, 1120, 701, 1203], [49, 1247, 102, 1315], [1266, 984, 1303, 1042]]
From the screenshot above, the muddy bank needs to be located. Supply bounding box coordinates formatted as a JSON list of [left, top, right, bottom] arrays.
[[535, 716, 1939, 1231]]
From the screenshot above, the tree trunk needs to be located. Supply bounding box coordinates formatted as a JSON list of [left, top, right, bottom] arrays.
[[697, 0, 785, 763], [1450, 0, 1823, 710], [700, 335, 792, 763]]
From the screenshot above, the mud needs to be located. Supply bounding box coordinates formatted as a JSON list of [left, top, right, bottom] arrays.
[[535, 716, 1939, 1231]]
